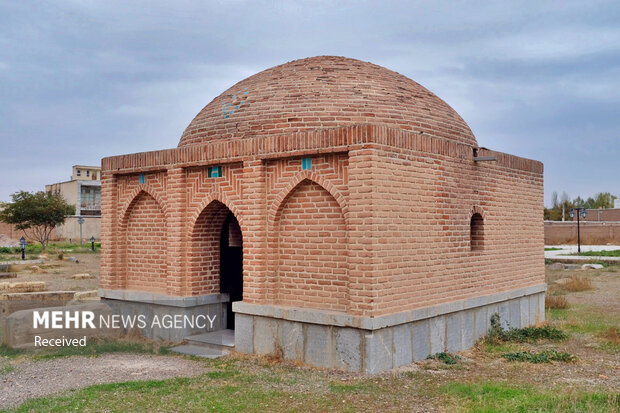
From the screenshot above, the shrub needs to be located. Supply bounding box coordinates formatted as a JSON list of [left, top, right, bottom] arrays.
[[563, 276, 592, 292], [545, 295, 568, 309], [502, 350, 576, 363], [488, 313, 567, 342], [427, 352, 461, 365]]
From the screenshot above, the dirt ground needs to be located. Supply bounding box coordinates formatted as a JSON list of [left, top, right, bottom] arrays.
[[0, 353, 207, 408], [2, 253, 100, 292]]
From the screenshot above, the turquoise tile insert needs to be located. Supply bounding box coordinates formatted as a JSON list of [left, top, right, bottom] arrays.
[[208, 166, 223, 178], [222, 88, 250, 118]]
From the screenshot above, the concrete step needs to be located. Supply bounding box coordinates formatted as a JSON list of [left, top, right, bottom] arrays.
[[184, 329, 235, 354], [187, 329, 235, 347], [169, 344, 225, 359], [185, 330, 235, 354]]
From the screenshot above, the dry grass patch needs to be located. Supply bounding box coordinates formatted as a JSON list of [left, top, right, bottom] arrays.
[[602, 327, 620, 345], [563, 275, 593, 292], [545, 295, 568, 309]]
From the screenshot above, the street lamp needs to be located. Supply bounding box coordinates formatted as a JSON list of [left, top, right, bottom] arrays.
[[78, 216, 85, 246], [569, 208, 588, 253], [90, 236, 95, 252], [19, 237, 26, 260]]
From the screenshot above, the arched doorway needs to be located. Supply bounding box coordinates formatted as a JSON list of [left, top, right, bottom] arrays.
[[191, 201, 243, 330], [220, 212, 243, 329]]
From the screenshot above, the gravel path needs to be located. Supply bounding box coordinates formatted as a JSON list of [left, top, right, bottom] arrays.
[[0, 353, 207, 409]]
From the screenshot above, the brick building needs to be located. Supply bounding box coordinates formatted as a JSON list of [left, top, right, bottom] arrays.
[[100, 56, 545, 373]]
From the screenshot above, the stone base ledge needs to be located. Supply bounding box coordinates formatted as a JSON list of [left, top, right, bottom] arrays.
[[99, 289, 229, 308], [233, 284, 546, 331], [235, 289, 546, 374]]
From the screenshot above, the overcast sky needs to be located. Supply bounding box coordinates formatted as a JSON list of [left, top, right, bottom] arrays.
[[1, 1, 618, 206]]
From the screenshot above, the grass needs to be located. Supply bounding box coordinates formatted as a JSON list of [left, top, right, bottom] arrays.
[[7, 376, 296, 413], [548, 306, 620, 352], [577, 249, 620, 257], [602, 327, 620, 346], [0, 339, 169, 360], [441, 382, 619, 412], [5, 363, 619, 413], [563, 275, 593, 292], [544, 247, 563, 251], [0, 254, 40, 262], [0, 344, 26, 358], [0, 242, 101, 256], [545, 294, 569, 309], [0, 364, 16, 375], [501, 349, 576, 363]]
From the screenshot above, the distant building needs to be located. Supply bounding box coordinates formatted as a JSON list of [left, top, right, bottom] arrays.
[[46, 165, 101, 216], [46, 165, 101, 240]]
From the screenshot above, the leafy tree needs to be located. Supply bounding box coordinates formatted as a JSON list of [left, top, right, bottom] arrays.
[[0, 191, 75, 249], [545, 191, 618, 221]]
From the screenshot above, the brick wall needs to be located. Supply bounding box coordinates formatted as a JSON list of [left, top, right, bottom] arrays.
[[275, 180, 348, 311], [124, 192, 167, 293], [369, 143, 544, 316], [0, 222, 19, 242], [189, 201, 231, 295], [572, 209, 620, 222], [545, 221, 620, 244], [101, 124, 543, 318]]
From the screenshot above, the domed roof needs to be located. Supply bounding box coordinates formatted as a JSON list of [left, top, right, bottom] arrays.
[[179, 56, 476, 147]]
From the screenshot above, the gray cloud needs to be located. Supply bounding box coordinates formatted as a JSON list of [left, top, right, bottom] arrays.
[[1, 0, 618, 205]]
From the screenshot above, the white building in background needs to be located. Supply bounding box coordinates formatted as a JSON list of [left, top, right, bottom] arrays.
[[45, 165, 101, 240]]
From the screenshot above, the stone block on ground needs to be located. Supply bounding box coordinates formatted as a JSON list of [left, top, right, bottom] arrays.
[[3, 301, 116, 348], [0, 291, 77, 315], [29, 265, 43, 274], [581, 263, 604, 270], [72, 290, 99, 300], [0, 281, 46, 293], [548, 263, 565, 270], [72, 273, 94, 280]]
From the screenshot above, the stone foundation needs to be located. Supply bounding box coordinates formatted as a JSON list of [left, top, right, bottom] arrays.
[[233, 285, 546, 374], [100, 289, 228, 341]]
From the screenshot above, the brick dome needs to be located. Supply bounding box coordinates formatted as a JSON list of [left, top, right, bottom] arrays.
[[179, 56, 477, 147]]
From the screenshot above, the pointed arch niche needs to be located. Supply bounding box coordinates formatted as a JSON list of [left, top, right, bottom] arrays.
[[121, 191, 167, 293], [273, 178, 348, 312]]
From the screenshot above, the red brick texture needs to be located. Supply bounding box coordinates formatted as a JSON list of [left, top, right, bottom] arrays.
[[179, 56, 476, 147], [100, 57, 544, 319], [0, 223, 20, 241], [123, 192, 167, 293], [275, 180, 348, 312], [189, 201, 232, 295]]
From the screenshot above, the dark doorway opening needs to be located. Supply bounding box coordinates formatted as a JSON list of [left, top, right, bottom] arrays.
[[219, 212, 243, 329]]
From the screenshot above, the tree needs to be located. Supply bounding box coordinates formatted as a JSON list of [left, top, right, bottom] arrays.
[[0, 191, 75, 249], [545, 190, 618, 221]]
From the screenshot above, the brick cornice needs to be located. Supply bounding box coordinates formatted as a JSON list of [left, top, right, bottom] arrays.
[[102, 124, 544, 176]]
